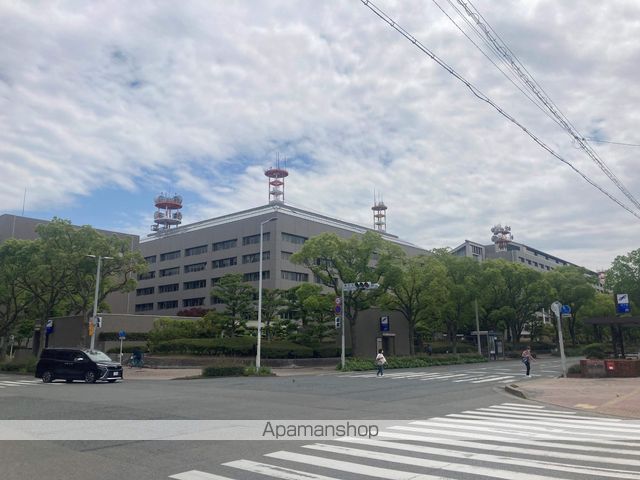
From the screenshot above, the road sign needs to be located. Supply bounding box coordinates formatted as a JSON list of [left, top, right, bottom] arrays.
[[616, 293, 630, 314], [118, 330, 126, 340], [334, 316, 341, 329], [335, 297, 341, 305], [334, 304, 341, 314], [550, 301, 562, 317], [379, 316, 389, 332], [95, 316, 103, 328], [45, 319, 54, 335]]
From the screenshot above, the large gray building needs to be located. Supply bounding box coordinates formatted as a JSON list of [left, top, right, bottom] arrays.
[[135, 203, 427, 316]]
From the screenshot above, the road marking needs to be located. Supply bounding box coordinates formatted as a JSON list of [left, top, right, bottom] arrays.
[[223, 459, 342, 479], [169, 471, 237, 480], [471, 375, 515, 383]]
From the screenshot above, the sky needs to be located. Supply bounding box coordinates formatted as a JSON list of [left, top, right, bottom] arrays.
[[2, 0, 640, 272]]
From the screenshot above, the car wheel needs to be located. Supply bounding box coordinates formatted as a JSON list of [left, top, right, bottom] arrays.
[[84, 371, 97, 384], [107, 379, 117, 383], [41, 371, 54, 383]]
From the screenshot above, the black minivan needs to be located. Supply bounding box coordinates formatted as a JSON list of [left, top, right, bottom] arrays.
[[35, 348, 123, 383]]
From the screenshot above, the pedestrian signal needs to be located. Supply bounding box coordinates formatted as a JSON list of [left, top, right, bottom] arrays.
[[334, 316, 341, 329]]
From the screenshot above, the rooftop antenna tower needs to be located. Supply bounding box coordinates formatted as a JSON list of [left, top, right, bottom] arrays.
[[491, 224, 513, 252], [151, 192, 183, 232], [265, 153, 289, 205], [372, 190, 388, 232]]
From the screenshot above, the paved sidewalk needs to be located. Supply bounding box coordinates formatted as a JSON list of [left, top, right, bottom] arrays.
[[505, 377, 640, 419]]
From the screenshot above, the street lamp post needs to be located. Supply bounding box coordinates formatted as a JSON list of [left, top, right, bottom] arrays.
[[256, 217, 277, 369], [87, 255, 113, 351]]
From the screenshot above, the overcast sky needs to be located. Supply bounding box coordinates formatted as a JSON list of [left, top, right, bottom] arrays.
[[2, 0, 640, 271]]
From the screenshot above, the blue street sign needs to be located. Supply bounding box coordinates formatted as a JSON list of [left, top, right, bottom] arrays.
[[380, 316, 390, 332], [45, 319, 54, 335], [561, 305, 571, 315], [334, 305, 341, 315], [118, 330, 126, 340], [616, 294, 630, 314]]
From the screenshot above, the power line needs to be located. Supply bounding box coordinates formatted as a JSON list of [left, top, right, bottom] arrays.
[[584, 138, 640, 148], [359, 0, 640, 221], [453, 0, 640, 212]]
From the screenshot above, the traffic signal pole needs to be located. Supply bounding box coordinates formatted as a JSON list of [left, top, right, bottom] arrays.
[[341, 287, 345, 370]]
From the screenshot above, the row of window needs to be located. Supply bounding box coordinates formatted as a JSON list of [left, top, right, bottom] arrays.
[[136, 272, 273, 296], [518, 257, 554, 270], [144, 232, 306, 265]]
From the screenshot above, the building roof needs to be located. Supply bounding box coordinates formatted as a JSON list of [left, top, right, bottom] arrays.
[[142, 203, 422, 249]]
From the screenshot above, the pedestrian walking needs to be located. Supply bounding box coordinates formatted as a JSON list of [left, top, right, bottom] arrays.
[[521, 345, 534, 377], [375, 349, 387, 376]]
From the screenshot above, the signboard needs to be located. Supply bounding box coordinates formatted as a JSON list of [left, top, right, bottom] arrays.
[[561, 305, 572, 317], [334, 304, 341, 315], [379, 316, 390, 332], [118, 330, 127, 340], [335, 297, 341, 305], [334, 316, 341, 329], [550, 301, 562, 318], [616, 293, 630, 314], [45, 319, 54, 335]]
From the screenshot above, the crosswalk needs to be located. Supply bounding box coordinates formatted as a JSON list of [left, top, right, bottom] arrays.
[[0, 376, 57, 390], [168, 402, 640, 480], [338, 366, 559, 384]]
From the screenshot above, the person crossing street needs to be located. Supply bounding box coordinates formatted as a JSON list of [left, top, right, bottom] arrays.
[[522, 345, 535, 377]]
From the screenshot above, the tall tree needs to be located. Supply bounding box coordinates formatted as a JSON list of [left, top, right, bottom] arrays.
[[0, 240, 32, 356], [211, 274, 256, 336], [606, 248, 640, 308], [260, 289, 286, 341], [291, 231, 402, 352], [546, 266, 596, 345], [379, 254, 448, 355], [578, 293, 615, 343], [283, 284, 334, 344]]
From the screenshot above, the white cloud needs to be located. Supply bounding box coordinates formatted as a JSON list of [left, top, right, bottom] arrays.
[[1, 0, 639, 270]]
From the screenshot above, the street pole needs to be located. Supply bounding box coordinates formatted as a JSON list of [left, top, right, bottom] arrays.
[[341, 286, 345, 370], [474, 299, 481, 355], [90, 255, 102, 351], [551, 301, 567, 378], [256, 217, 277, 369]]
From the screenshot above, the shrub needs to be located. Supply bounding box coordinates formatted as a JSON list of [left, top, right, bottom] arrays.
[[309, 344, 348, 358], [151, 337, 256, 356], [106, 345, 150, 354], [0, 358, 37, 374], [582, 343, 606, 359], [243, 366, 273, 376], [202, 365, 246, 377], [98, 332, 149, 342], [262, 341, 314, 359]]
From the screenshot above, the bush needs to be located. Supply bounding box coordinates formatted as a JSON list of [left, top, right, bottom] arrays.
[[106, 345, 150, 354], [428, 343, 476, 354], [339, 353, 487, 371], [151, 337, 256, 356], [202, 365, 246, 377], [243, 366, 273, 376], [99, 332, 149, 342], [582, 343, 606, 359], [0, 358, 37, 374], [308, 344, 348, 358], [568, 363, 582, 375], [262, 341, 314, 359]]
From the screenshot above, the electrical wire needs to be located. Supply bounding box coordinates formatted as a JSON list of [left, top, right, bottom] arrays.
[[584, 138, 640, 148], [359, 0, 640, 220], [453, 0, 640, 212]]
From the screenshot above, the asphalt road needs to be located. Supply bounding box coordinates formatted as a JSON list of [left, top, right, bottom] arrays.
[[1, 357, 639, 480]]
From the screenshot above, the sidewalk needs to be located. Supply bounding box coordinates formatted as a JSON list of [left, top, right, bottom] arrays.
[[505, 377, 640, 419]]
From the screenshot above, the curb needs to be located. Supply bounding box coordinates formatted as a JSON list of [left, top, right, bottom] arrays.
[[504, 383, 528, 399]]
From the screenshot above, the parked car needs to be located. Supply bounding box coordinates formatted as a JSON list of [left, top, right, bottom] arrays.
[[35, 348, 123, 383]]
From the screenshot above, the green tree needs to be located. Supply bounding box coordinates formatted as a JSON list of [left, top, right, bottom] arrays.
[[546, 266, 596, 345], [606, 248, 640, 308], [578, 293, 615, 343], [291, 231, 402, 352], [0, 240, 32, 344], [211, 274, 256, 336], [379, 254, 448, 355], [260, 289, 286, 341], [283, 284, 335, 344]]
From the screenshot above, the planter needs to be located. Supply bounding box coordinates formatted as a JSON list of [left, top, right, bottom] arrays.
[[604, 359, 640, 377], [580, 359, 606, 378]]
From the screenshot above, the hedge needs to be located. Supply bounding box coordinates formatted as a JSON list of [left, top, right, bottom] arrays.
[[262, 341, 314, 359], [106, 345, 150, 354], [202, 366, 246, 377], [151, 337, 256, 356], [99, 332, 149, 342], [339, 353, 487, 371], [0, 358, 37, 374], [582, 343, 606, 359]]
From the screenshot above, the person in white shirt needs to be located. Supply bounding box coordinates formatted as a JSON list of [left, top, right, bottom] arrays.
[[375, 349, 387, 376], [522, 346, 534, 377]]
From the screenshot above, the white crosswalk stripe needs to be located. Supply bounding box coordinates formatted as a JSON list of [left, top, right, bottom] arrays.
[[339, 367, 549, 385], [168, 402, 640, 480], [0, 376, 61, 389]]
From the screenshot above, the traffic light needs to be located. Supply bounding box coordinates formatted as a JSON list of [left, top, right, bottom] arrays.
[[95, 316, 103, 328], [354, 282, 379, 290], [334, 316, 341, 329], [88, 321, 95, 337]]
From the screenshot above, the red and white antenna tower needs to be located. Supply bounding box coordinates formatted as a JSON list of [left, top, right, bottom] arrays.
[[265, 154, 289, 204], [151, 193, 183, 232], [372, 190, 388, 232], [491, 224, 513, 251]]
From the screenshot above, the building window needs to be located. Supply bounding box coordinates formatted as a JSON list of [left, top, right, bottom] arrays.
[[160, 267, 180, 277], [138, 271, 156, 280], [212, 257, 237, 269], [184, 279, 207, 290], [243, 251, 270, 264], [526, 260, 532, 265], [159, 283, 179, 293], [281, 251, 293, 261], [211, 277, 221, 286], [471, 245, 482, 255], [184, 262, 207, 273], [160, 250, 181, 261], [136, 287, 155, 296], [135, 303, 154, 312], [185, 245, 208, 257], [282, 232, 307, 245], [519, 257, 525, 263], [183, 297, 205, 307], [281, 270, 309, 282], [211, 295, 225, 305], [158, 300, 178, 310], [213, 239, 237, 251], [243, 271, 270, 282], [243, 232, 270, 246], [144, 255, 157, 264]]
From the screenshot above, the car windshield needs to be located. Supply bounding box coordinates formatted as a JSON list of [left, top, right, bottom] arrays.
[[84, 350, 112, 362]]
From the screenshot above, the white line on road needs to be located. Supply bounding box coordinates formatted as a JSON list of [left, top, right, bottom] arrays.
[[224, 459, 343, 480], [169, 470, 237, 480]]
